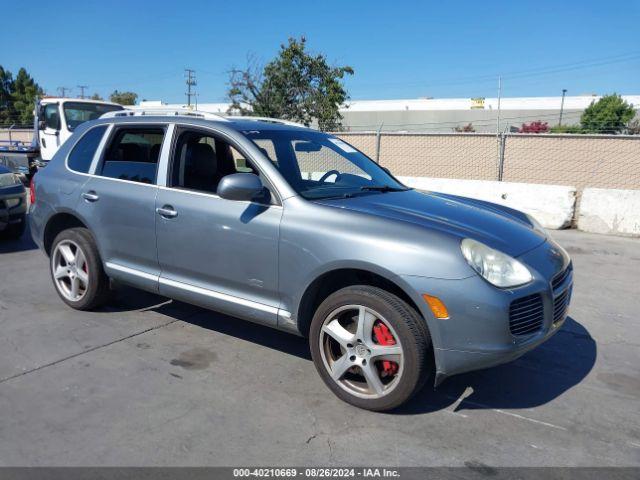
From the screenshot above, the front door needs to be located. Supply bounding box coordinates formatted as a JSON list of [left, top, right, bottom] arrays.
[[155, 126, 282, 325], [39, 103, 62, 161], [75, 124, 167, 291]]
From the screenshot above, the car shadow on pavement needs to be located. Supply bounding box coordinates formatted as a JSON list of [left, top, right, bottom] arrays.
[[0, 222, 38, 253], [105, 286, 312, 360], [98, 287, 596, 415], [397, 316, 597, 415]]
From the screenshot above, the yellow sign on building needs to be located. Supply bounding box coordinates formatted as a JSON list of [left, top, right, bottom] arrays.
[[470, 97, 485, 109]]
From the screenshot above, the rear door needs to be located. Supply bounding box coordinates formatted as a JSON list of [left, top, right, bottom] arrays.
[[75, 124, 167, 291]]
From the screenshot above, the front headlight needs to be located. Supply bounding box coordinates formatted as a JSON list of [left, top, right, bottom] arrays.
[[461, 238, 533, 288], [0, 172, 21, 187]]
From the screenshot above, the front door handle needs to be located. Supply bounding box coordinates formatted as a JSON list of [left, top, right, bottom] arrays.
[[156, 205, 178, 218], [81, 191, 99, 202]]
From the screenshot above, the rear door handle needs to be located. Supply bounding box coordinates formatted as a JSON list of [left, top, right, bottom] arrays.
[[156, 205, 178, 218], [82, 191, 99, 202]]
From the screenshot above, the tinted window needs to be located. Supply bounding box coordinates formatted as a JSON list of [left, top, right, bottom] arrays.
[[99, 128, 165, 184], [63, 102, 123, 131], [170, 129, 259, 194], [44, 104, 60, 130], [67, 126, 108, 173]]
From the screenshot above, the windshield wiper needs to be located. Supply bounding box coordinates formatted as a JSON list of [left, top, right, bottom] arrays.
[[360, 185, 408, 193]]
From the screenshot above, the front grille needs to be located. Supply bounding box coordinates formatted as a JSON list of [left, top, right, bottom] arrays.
[[509, 293, 544, 336], [553, 286, 572, 324], [552, 262, 572, 291]]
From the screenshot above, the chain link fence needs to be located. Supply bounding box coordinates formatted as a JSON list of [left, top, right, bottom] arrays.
[[336, 132, 640, 194]]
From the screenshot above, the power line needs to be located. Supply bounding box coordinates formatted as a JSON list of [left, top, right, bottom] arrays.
[[351, 51, 640, 90], [57, 86, 72, 97], [185, 68, 197, 107], [77, 85, 88, 99]]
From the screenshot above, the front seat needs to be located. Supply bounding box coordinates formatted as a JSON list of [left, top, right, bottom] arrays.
[[184, 143, 218, 193]]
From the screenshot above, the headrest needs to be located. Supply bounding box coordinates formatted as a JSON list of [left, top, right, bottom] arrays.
[[118, 143, 143, 162]]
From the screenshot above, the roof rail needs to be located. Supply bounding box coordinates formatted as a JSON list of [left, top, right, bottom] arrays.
[[100, 107, 229, 121], [225, 116, 308, 128]]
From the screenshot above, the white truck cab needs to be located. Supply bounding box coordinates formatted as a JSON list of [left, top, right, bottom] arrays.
[[37, 98, 124, 161]]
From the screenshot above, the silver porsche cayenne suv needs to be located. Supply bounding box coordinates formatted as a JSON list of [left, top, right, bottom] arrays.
[[29, 110, 573, 411]]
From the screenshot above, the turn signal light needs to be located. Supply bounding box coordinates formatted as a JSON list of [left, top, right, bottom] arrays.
[[422, 294, 450, 319]]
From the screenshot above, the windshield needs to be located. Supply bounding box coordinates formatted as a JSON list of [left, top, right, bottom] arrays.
[[63, 102, 123, 131], [241, 129, 408, 199]]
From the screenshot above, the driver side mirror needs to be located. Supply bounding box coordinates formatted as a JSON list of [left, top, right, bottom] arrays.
[[217, 173, 265, 202]]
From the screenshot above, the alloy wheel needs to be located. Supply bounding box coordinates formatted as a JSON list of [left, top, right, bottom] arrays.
[[51, 240, 89, 302], [319, 304, 404, 399]]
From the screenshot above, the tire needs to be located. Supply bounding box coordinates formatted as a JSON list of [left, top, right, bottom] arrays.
[[50, 227, 111, 310], [4, 215, 26, 239], [309, 285, 433, 411]]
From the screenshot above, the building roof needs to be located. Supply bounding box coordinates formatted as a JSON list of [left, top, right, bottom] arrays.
[[141, 95, 640, 114]]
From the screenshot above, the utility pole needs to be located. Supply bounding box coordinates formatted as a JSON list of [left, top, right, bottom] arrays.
[[185, 68, 197, 107], [77, 85, 88, 99], [57, 86, 71, 97], [558, 88, 567, 126], [496, 75, 503, 180], [496, 75, 502, 135]]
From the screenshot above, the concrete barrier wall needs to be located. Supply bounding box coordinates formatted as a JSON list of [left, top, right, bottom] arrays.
[[578, 188, 640, 236], [398, 176, 577, 230]]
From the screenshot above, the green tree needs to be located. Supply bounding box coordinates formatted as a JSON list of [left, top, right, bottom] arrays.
[[549, 124, 584, 134], [0, 66, 15, 125], [11, 68, 43, 125], [228, 37, 354, 131], [580, 94, 635, 134], [109, 90, 138, 105], [90, 93, 104, 101]]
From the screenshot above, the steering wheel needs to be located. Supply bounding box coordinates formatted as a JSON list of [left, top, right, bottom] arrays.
[[318, 170, 341, 183]]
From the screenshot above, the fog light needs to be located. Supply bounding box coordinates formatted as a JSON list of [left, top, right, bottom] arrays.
[[422, 294, 450, 319]]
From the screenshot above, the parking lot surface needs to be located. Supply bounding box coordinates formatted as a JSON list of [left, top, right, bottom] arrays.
[[0, 228, 639, 467]]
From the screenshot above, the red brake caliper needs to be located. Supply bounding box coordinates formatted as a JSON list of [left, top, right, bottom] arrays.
[[372, 321, 399, 377]]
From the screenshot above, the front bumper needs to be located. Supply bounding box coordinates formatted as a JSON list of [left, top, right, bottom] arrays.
[[0, 185, 27, 231], [401, 239, 572, 381]]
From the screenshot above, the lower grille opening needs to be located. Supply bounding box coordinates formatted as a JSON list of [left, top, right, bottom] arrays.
[[509, 293, 544, 336]]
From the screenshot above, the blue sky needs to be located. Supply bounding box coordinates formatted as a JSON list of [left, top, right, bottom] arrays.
[[1, 0, 638, 103]]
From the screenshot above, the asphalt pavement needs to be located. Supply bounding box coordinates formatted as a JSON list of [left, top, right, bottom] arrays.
[[0, 227, 639, 466]]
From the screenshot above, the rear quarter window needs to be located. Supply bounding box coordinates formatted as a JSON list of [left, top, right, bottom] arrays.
[[67, 125, 108, 173]]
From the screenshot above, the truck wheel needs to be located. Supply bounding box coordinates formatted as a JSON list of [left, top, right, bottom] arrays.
[[50, 228, 110, 310], [309, 285, 432, 411]]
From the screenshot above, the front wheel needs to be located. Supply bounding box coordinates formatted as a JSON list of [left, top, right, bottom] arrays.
[[309, 285, 433, 411]]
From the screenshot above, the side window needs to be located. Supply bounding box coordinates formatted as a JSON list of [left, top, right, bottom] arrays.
[[170, 130, 258, 194], [44, 104, 60, 130], [251, 139, 278, 165], [67, 126, 107, 173], [98, 127, 165, 184]]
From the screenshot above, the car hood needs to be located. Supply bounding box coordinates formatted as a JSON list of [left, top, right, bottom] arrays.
[[314, 189, 547, 257]]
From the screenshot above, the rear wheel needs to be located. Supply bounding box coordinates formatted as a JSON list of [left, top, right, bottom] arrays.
[[310, 285, 432, 411], [50, 228, 110, 310]]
